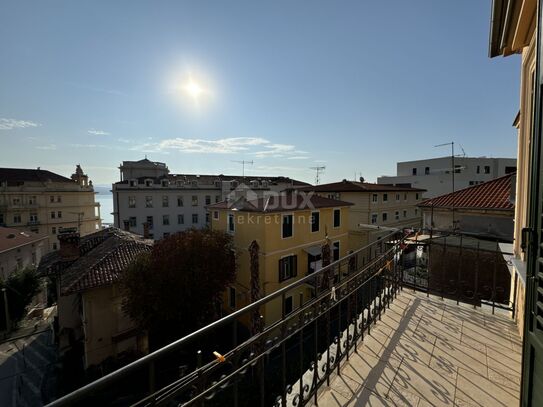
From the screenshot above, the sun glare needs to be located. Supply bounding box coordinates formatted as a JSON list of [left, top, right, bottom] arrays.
[[184, 79, 204, 99]]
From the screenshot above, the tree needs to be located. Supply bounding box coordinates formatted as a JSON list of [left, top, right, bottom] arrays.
[[121, 228, 236, 344], [0, 267, 41, 329]]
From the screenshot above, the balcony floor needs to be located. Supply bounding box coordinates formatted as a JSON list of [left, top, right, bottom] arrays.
[[316, 290, 522, 407]]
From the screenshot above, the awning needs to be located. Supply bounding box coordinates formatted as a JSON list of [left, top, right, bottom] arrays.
[[304, 245, 321, 257]]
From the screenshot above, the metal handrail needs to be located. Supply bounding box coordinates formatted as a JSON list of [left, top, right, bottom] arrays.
[[47, 231, 402, 406]]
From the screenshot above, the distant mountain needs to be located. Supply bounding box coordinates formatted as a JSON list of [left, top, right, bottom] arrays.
[[94, 185, 112, 195]]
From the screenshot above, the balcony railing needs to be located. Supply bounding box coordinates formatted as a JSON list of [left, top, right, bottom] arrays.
[[46, 229, 517, 407], [47, 231, 408, 407]]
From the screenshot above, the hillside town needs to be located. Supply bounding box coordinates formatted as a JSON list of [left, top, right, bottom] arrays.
[[1, 1, 541, 407]]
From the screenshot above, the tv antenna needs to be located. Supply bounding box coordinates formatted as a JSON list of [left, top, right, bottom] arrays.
[[68, 211, 85, 232], [310, 166, 326, 185], [231, 160, 254, 178], [434, 142, 457, 230]]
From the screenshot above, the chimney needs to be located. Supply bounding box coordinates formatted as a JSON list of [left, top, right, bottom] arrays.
[[123, 220, 130, 231], [142, 222, 150, 239], [57, 228, 81, 260]]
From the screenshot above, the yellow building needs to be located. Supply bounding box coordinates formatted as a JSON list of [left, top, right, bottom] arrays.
[[208, 193, 352, 325], [0, 165, 101, 252], [296, 180, 424, 250]]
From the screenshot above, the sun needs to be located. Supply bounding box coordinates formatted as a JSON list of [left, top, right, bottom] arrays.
[[183, 78, 204, 101]]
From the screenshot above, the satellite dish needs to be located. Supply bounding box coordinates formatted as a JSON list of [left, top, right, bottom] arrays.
[[359, 176, 365, 182]]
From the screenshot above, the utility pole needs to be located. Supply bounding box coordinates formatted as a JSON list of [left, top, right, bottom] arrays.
[[435, 142, 456, 230], [2, 288, 11, 333], [310, 166, 326, 185], [231, 160, 254, 179], [69, 212, 84, 232]]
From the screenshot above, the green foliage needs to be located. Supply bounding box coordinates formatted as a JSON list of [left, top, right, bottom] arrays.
[[121, 228, 236, 343], [0, 267, 41, 327]]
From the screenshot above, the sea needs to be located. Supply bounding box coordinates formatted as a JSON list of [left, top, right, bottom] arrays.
[[94, 186, 114, 225]]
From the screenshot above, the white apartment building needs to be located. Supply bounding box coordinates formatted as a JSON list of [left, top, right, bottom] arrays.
[[112, 159, 310, 240], [0, 227, 48, 280], [0, 166, 102, 252], [377, 156, 516, 198]]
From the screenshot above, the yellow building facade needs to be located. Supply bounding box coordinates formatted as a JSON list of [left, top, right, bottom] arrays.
[[208, 194, 352, 325]]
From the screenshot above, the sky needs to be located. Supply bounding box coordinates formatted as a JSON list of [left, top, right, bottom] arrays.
[[0, 1, 520, 186]]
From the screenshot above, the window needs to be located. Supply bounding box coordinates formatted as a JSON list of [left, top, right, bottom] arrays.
[[476, 165, 480, 174], [311, 211, 320, 233], [279, 255, 297, 282], [415, 209, 419, 216], [505, 166, 516, 174], [129, 179, 137, 187], [28, 196, 36, 205], [383, 193, 388, 202], [52, 243, 57, 250], [129, 196, 136, 208], [213, 211, 219, 220], [162, 196, 169, 207], [145, 196, 153, 208], [484, 166, 490, 174], [412, 168, 417, 175], [192, 214, 198, 224], [52, 227, 56, 234], [192, 195, 198, 206], [404, 193, 407, 201], [146, 216, 154, 229], [327, 192, 340, 200], [284, 296, 293, 315], [333, 209, 341, 228], [0, 214, 3, 225], [228, 287, 236, 309], [403, 210, 407, 218], [13, 214, 21, 223], [161, 179, 169, 187], [205, 195, 211, 205], [56, 196, 62, 203], [145, 179, 153, 187], [129, 217, 137, 227], [372, 194, 378, 203], [177, 196, 184, 207], [215, 195, 221, 203], [282, 214, 293, 238], [178, 214, 184, 224], [395, 211, 400, 220], [371, 214, 378, 224], [163, 215, 169, 225], [12, 197, 20, 205], [227, 213, 236, 233], [57, 211, 62, 218], [206, 213, 210, 223], [396, 193, 400, 201], [51, 211, 56, 219], [163, 232, 170, 238], [425, 167, 430, 175], [415, 193, 419, 200], [50, 195, 55, 203], [382, 213, 388, 222], [333, 241, 340, 262], [469, 181, 474, 186], [29, 213, 38, 222]]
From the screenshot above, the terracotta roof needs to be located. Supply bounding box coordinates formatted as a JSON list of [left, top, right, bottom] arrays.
[[296, 180, 425, 193], [0, 168, 72, 185], [207, 193, 353, 213], [418, 173, 515, 210], [0, 227, 48, 253], [38, 228, 153, 295]]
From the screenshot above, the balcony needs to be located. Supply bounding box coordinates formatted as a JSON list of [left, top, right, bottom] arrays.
[[46, 230, 522, 407], [27, 220, 41, 226]]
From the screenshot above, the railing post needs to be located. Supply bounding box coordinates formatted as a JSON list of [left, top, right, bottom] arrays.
[[492, 240, 498, 315], [298, 292, 304, 404], [149, 360, 155, 396], [474, 241, 480, 309], [232, 319, 238, 407], [457, 235, 463, 306]]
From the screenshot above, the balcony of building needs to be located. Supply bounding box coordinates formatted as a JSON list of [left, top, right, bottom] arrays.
[[45, 230, 522, 407]]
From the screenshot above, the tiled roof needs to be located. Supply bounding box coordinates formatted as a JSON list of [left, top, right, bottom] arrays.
[[0, 227, 48, 253], [38, 228, 153, 295], [296, 180, 425, 193], [418, 173, 515, 210], [0, 168, 72, 185], [207, 193, 353, 213]]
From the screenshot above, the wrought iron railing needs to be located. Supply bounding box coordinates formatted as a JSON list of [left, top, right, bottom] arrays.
[[400, 229, 515, 314], [47, 231, 408, 407]]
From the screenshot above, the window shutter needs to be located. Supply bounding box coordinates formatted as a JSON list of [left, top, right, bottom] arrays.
[[278, 258, 285, 282], [292, 255, 297, 277]]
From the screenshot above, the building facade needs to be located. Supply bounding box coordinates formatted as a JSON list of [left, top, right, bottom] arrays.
[[38, 228, 152, 369], [113, 158, 310, 240], [0, 227, 48, 280], [0, 166, 101, 252], [295, 180, 425, 250], [418, 173, 515, 242], [377, 156, 516, 198], [208, 194, 351, 325]]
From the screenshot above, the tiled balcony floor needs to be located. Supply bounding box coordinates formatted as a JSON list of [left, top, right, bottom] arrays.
[[316, 290, 522, 407]]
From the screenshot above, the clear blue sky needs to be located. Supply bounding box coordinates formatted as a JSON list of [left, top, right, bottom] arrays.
[[0, 0, 519, 185]]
